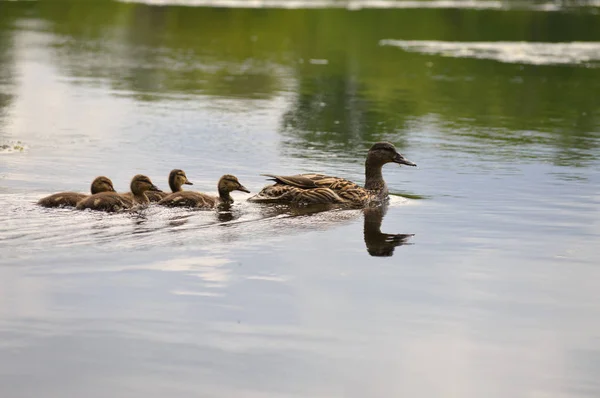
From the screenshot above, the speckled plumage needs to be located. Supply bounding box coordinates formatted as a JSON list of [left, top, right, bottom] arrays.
[[249, 142, 416, 206]]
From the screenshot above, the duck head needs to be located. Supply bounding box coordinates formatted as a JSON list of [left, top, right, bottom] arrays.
[[90, 176, 116, 194], [168, 169, 193, 192], [368, 142, 416, 167], [130, 174, 161, 195], [218, 174, 250, 203], [218, 174, 250, 194]]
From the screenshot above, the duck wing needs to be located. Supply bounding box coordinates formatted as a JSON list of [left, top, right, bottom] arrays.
[[262, 173, 362, 191], [261, 174, 324, 189], [251, 174, 366, 204]]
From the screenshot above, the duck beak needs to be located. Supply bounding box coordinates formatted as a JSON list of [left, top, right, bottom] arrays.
[[150, 185, 162, 192], [393, 152, 417, 167], [185, 179, 193, 185], [238, 185, 250, 193], [110, 186, 116, 192]]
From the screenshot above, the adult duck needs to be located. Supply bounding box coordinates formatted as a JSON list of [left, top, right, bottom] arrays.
[[248, 142, 416, 206]]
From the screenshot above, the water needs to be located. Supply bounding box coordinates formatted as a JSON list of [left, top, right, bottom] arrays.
[[1, 1, 600, 397]]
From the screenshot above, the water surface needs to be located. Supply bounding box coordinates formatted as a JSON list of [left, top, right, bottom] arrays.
[[1, 1, 600, 397]]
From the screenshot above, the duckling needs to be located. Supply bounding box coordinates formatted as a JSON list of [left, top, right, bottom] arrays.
[[158, 174, 249, 208], [76, 174, 160, 212], [249, 142, 416, 206], [38, 176, 115, 208], [122, 169, 192, 202]]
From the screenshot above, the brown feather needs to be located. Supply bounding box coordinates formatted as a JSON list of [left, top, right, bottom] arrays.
[[75, 192, 130, 212], [145, 191, 169, 202], [261, 174, 321, 189], [249, 142, 415, 205], [250, 174, 369, 205], [158, 191, 217, 208], [38, 192, 88, 208], [76, 174, 157, 212], [38, 176, 115, 208], [120, 191, 167, 204], [157, 174, 248, 209]]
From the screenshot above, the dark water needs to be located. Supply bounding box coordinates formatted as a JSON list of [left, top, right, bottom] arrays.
[[1, 1, 600, 396]]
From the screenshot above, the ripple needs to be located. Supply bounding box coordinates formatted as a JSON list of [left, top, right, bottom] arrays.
[[380, 40, 600, 67], [0, 193, 415, 258]]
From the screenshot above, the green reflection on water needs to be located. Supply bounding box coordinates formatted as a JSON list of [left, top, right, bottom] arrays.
[[1, 0, 599, 165]]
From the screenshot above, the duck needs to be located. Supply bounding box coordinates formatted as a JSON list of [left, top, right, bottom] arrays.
[[248, 142, 416, 206], [121, 169, 192, 202], [38, 176, 116, 208], [76, 174, 160, 212], [158, 174, 250, 208]]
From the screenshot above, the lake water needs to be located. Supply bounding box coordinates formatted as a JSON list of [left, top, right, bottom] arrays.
[[1, 1, 600, 397]]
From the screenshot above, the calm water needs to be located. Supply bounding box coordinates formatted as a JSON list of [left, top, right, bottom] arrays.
[[1, 1, 600, 397]]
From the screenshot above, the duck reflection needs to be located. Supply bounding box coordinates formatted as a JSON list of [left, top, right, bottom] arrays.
[[254, 202, 414, 257], [125, 201, 413, 256], [363, 205, 414, 257], [217, 203, 237, 223]]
